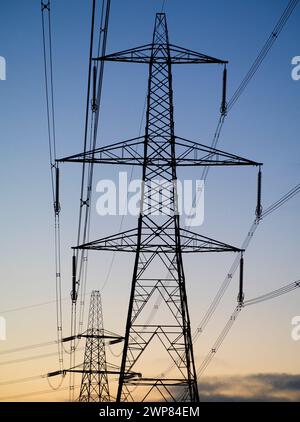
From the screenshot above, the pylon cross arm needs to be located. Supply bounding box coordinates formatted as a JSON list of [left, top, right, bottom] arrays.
[[57, 136, 261, 167], [93, 43, 227, 65], [74, 227, 243, 254]]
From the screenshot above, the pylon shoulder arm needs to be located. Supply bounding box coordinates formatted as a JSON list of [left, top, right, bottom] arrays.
[[93, 43, 227, 65], [57, 135, 262, 168], [74, 226, 243, 254]]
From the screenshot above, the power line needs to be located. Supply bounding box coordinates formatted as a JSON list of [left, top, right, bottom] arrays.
[[197, 306, 242, 378], [196, 279, 300, 378], [0, 347, 84, 367], [158, 182, 300, 378], [191, 182, 300, 339], [0, 385, 78, 402], [179, 278, 300, 401], [227, 0, 299, 112], [41, 0, 64, 372], [244, 280, 300, 307], [0, 293, 90, 316], [199, 0, 299, 181], [0, 374, 47, 387], [154, 180, 300, 349], [0, 340, 57, 356], [0, 299, 60, 315], [41, 0, 55, 202], [198, 279, 300, 376], [261, 184, 300, 219], [0, 352, 58, 366]]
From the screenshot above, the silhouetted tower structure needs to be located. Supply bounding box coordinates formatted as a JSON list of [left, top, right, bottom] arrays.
[[59, 13, 261, 402], [79, 291, 110, 402]]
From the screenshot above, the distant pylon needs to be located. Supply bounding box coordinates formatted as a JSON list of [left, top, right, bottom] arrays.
[[79, 290, 110, 402]]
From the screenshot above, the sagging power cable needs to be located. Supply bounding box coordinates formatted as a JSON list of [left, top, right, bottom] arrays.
[[0, 340, 58, 356], [197, 279, 300, 378], [244, 280, 300, 307], [158, 183, 300, 378], [201, 0, 299, 179], [0, 385, 80, 402], [192, 183, 300, 342], [41, 0, 64, 372], [179, 278, 300, 401], [227, 0, 299, 112]]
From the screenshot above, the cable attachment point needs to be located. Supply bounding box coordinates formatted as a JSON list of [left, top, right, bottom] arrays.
[[41, 1, 50, 12], [80, 199, 90, 208]]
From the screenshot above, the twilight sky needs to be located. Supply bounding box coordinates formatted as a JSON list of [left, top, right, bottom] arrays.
[[0, 0, 299, 401]]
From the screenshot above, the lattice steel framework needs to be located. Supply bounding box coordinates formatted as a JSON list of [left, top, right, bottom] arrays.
[[58, 13, 261, 402], [79, 291, 110, 402]]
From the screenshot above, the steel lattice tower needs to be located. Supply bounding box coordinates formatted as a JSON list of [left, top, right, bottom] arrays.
[[79, 291, 110, 402], [59, 13, 261, 402], [115, 15, 200, 402]]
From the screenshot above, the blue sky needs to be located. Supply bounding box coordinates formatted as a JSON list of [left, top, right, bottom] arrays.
[[0, 0, 299, 401]]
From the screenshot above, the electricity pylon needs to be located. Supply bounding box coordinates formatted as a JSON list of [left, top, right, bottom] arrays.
[[47, 290, 127, 401], [79, 291, 110, 402], [58, 13, 261, 402]]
